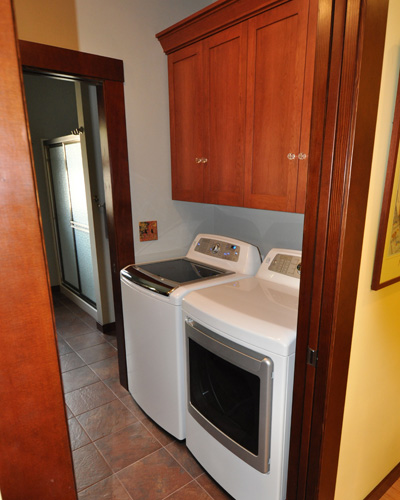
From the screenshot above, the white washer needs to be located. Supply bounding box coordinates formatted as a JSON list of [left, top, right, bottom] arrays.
[[120, 234, 261, 440], [182, 248, 301, 500]]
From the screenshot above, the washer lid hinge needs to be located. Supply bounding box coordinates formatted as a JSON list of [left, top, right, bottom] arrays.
[[307, 347, 318, 368]]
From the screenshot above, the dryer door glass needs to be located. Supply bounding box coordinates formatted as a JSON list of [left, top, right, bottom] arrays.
[[189, 338, 260, 454]]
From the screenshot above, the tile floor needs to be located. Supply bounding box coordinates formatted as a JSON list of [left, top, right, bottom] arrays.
[[54, 291, 233, 500]]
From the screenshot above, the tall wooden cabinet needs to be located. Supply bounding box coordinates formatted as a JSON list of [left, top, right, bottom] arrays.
[[157, 0, 316, 213]]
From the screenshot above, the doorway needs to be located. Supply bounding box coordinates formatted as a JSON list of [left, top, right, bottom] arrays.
[[19, 40, 135, 389], [24, 72, 115, 327]]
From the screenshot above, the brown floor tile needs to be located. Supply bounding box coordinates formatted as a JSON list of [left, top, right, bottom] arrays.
[[95, 421, 162, 472], [101, 331, 117, 342], [57, 336, 73, 355], [77, 399, 137, 441], [62, 365, 100, 393], [166, 441, 204, 478], [89, 356, 119, 380], [65, 301, 92, 318], [60, 351, 86, 373], [78, 475, 132, 500], [117, 448, 191, 500], [80, 314, 98, 331], [68, 418, 91, 451], [120, 395, 175, 445], [73, 443, 112, 492], [104, 377, 130, 399], [78, 343, 117, 365], [58, 316, 95, 339], [168, 481, 211, 499], [120, 395, 148, 420], [197, 473, 234, 499], [141, 415, 176, 447], [65, 381, 116, 416], [66, 332, 107, 351], [107, 336, 118, 348], [55, 309, 78, 330], [66, 404, 74, 419]]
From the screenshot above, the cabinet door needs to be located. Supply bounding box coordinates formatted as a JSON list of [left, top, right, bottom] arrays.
[[168, 42, 204, 202], [203, 23, 247, 206], [244, 0, 310, 212]]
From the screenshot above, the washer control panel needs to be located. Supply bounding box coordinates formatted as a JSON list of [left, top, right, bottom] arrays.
[[268, 253, 301, 279], [194, 237, 240, 262]]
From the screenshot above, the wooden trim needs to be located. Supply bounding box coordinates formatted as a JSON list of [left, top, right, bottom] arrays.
[[96, 321, 116, 333], [287, 0, 389, 498], [156, 0, 290, 54], [0, 2, 77, 498], [19, 40, 134, 389], [97, 80, 133, 388], [19, 40, 124, 82], [364, 462, 400, 500]]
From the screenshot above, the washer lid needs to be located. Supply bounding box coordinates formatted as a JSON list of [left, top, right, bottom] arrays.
[[182, 277, 299, 356], [121, 258, 231, 296]]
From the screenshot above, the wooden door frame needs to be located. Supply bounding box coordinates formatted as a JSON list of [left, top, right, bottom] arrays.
[[18, 40, 135, 389], [287, 0, 389, 498]]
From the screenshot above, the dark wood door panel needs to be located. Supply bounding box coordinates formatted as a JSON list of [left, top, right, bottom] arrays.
[[1, 3, 77, 498]]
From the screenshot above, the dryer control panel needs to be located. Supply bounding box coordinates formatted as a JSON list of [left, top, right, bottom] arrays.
[[257, 248, 302, 289], [268, 253, 301, 279]]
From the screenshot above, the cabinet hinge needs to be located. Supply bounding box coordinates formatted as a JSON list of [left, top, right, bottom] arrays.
[[307, 347, 318, 368]]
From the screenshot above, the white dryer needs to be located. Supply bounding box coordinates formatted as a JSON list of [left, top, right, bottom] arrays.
[[120, 234, 261, 440], [182, 248, 301, 500]]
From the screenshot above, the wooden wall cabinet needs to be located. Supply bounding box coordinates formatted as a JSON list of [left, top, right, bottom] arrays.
[[157, 0, 315, 213]]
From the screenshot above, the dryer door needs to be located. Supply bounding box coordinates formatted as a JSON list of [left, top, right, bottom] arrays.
[[185, 318, 273, 473]]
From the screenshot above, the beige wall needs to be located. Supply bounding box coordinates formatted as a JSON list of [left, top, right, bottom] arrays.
[[13, 0, 79, 49], [335, 1, 400, 498]]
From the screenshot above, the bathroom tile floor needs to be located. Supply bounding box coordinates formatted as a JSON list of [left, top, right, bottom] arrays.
[[54, 291, 233, 499]]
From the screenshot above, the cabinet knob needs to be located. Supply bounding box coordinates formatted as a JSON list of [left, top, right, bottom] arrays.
[[287, 153, 308, 160]]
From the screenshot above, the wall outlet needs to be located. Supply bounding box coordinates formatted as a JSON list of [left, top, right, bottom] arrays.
[[139, 221, 158, 241]]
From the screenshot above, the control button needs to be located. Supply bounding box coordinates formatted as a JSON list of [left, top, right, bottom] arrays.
[[211, 243, 220, 254]]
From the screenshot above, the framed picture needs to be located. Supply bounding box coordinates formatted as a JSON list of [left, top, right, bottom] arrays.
[[372, 69, 400, 290]]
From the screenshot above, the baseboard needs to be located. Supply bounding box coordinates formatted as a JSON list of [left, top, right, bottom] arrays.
[[96, 321, 116, 334], [364, 462, 400, 499]]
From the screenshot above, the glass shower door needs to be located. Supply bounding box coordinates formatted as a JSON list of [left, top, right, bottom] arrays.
[[45, 136, 96, 306]]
